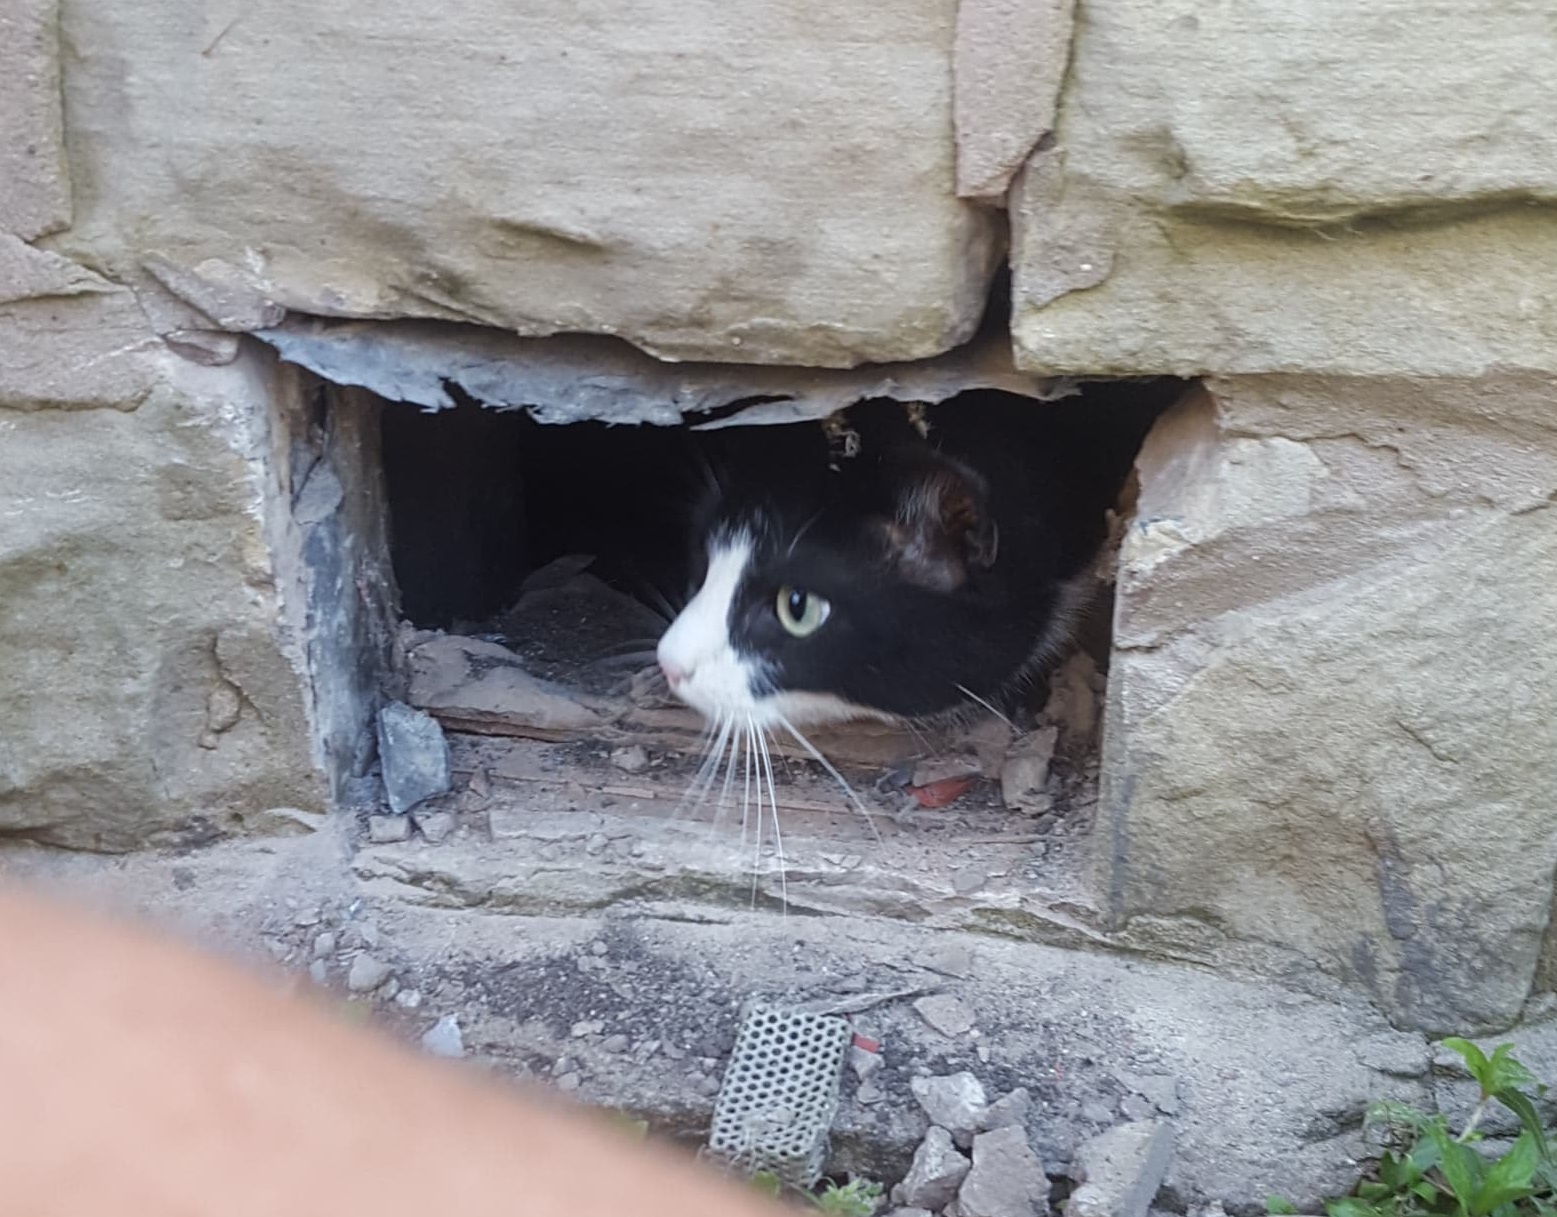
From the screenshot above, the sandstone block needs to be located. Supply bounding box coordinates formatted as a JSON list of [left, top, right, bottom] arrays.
[[0, 333, 324, 850], [1097, 376, 1557, 1031], [1012, 0, 1557, 375], [52, 0, 999, 368]]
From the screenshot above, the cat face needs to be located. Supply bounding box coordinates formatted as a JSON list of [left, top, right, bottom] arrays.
[[655, 431, 1047, 728]]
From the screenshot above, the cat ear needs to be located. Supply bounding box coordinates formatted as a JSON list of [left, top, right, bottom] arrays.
[[881, 460, 999, 591]]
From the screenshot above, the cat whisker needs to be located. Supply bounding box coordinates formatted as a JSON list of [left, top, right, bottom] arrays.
[[774, 713, 881, 845], [785, 508, 826, 556], [676, 713, 732, 821], [953, 683, 1015, 730], [753, 723, 788, 916]]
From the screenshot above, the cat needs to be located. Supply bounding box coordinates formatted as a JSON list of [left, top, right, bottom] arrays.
[[656, 383, 1181, 737]]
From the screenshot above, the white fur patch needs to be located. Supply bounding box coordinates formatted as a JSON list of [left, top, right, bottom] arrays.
[[657, 532, 768, 721]]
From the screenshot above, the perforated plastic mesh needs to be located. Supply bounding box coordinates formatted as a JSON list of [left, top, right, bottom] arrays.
[[707, 1002, 853, 1186]]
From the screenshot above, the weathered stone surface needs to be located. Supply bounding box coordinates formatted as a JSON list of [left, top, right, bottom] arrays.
[[0, 329, 325, 850], [0, 0, 71, 240], [896, 1126, 971, 1211], [1066, 1121, 1174, 1217], [911, 1073, 989, 1140], [376, 702, 451, 815], [1012, 0, 1557, 375], [958, 1125, 1048, 1217], [953, 0, 1072, 201], [50, 0, 1000, 368], [1098, 376, 1557, 1031]]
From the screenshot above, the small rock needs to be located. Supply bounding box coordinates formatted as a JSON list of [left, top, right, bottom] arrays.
[[959, 1125, 1048, 1217], [849, 1045, 884, 1081], [412, 810, 456, 843], [911, 1073, 990, 1141], [982, 1088, 1032, 1131], [601, 1034, 630, 1054], [856, 1080, 885, 1105], [1081, 1100, 1115, 1124], [1066, 1121, 1175, 1217], [308, 959, 328, 985], [367, 814, 411, 844], [421, 1015, 465, 1059], [888, 1210, 934, 1217], [914, 994, 976, 1037], [590, 940, 609, 957], [395, 988, 424, 1010], [551, 1057, 575, 1077], [976, 1043, 991, 1064], [468, 766, 492, 798], [695, 1075, 721, 1097], [346, 953, 393, 993], [611, 745, 650, 773], [898, 1126, 972, 1211], [376, 701, 452, 814], [292, 907, 321, 928], [1000, 726, 1059, 815], [585, 832, 609, 856], [311, 931, 336, 959], [557, 1071, 582, 1093], [571, 1019, 605, 1038]]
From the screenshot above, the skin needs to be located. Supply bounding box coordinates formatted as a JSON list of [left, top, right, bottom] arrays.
[[0, 883, 781, 1217]]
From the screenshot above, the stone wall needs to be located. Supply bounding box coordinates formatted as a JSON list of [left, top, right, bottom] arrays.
[[3, 0, 1555, 1033]]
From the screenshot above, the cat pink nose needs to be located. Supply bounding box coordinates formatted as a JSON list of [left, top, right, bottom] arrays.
[[660, 660, 688, 688]]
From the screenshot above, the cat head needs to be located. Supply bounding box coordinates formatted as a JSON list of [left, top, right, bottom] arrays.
[[655, 433, 1028, 728]]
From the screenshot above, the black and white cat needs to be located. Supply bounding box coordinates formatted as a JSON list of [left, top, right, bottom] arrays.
[[657, 385, 1179, 735]]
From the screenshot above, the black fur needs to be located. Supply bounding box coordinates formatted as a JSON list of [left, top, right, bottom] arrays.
[[684, 384, 1180, 721]]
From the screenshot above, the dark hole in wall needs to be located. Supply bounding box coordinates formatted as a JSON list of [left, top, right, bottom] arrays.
[[378, 381, 1189, 665]]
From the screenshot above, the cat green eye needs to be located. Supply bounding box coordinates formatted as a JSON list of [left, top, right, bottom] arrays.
[[775, 585, 831, 637]]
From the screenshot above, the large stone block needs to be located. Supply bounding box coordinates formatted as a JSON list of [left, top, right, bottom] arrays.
[[0, 0, 71, 240], [1098, 377, 1557, 1032], [0, 288, 324, 849], [1012, 0, 1557, 376], [47, 0, 1000, 368]]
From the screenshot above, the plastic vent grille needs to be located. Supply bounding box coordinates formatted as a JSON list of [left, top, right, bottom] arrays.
[[707, 1002, 853, 1186]]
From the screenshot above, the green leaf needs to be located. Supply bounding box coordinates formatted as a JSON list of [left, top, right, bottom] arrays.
[[813, 1178, 885, 1217], [750, 1171, 784, 1198], [1429, 1122, 1486, 1215], [1266, 1198, 1300, 1215], [1326, 1198, 1387, 1217], [1485, 1045, 1538, 1097], [1493, 1087, 1550, 1160], [1445, 1039, 1493, 1091], [1469, 1132, 1540, 1216]]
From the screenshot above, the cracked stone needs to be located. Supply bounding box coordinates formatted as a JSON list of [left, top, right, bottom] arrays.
[[982, 1088, 1032, 1131], [412, 810, 456, 843], [377, 701, 452, 814], [367, 814, 411, 843], [1066, 1121, 1175, 1217], [914, 994, 975, 1037], [420, 1015, 465, 1059], [897, 1126, 972, 1211], [912, 1072, 990, 1141], [346, 953, 393, 993], [959, 1125, 1049, 1217]]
